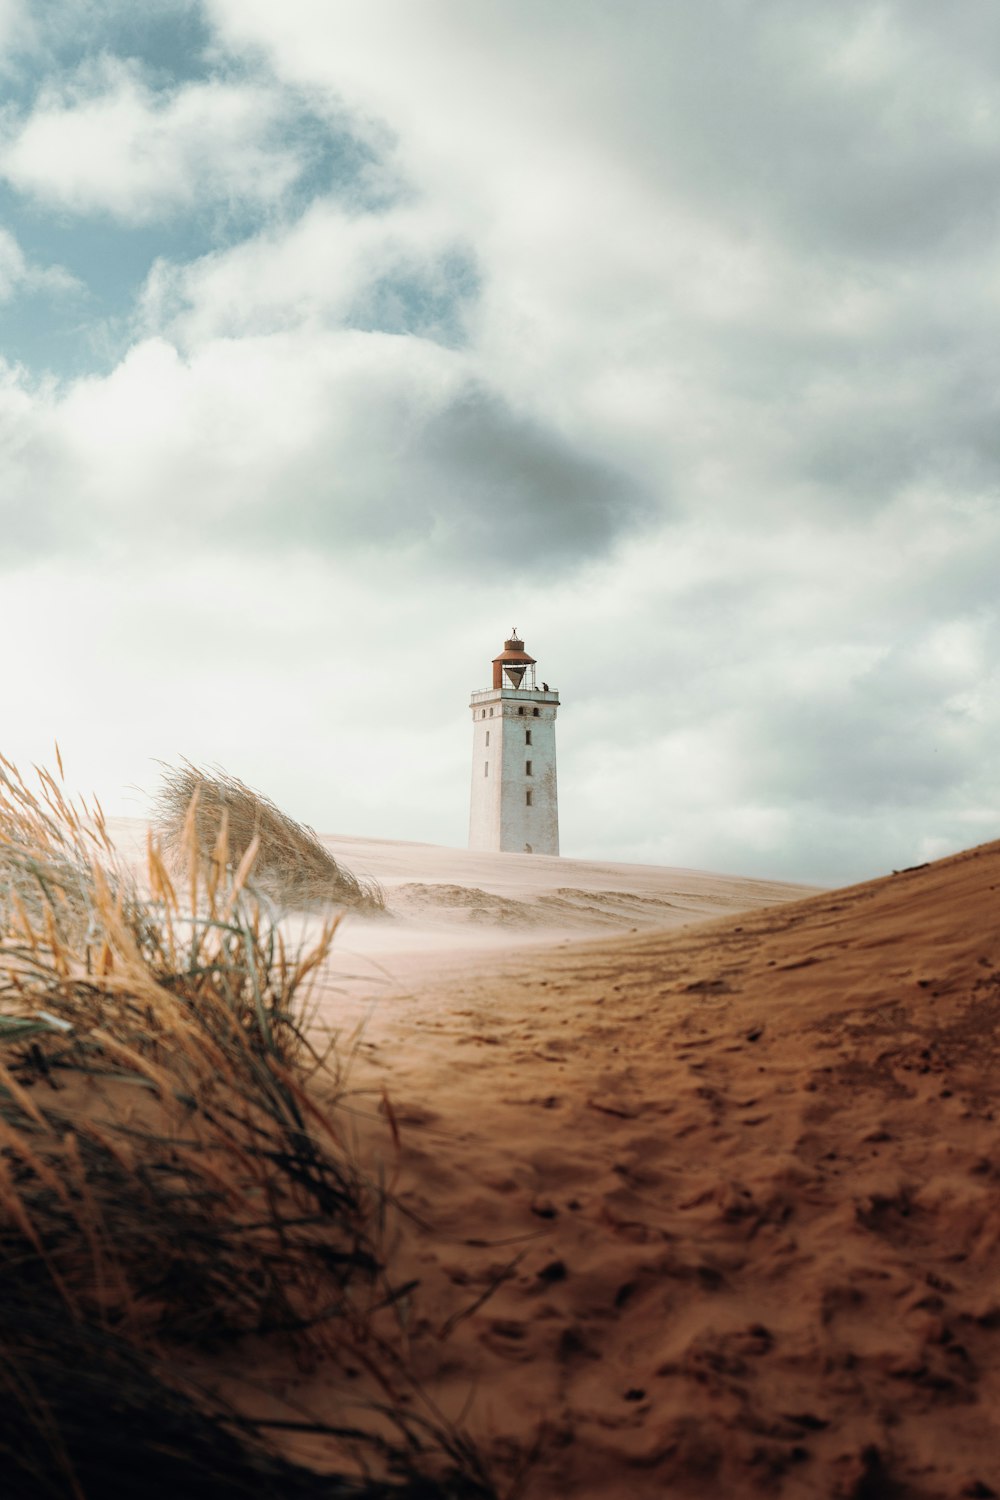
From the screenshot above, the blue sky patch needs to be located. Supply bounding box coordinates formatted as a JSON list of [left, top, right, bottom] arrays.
[[0, 2, 397, 377]]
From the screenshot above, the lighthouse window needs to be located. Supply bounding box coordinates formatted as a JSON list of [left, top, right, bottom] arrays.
[[518, 706, 525, 716], [526, 760, 533, 776], [485, 731, 490, 746], [489, 707, 494, 716], [484, 761, 489, 776], [525, 730, 532, 745], [526, 790, 533, 806], [532, 707, 540, 717]]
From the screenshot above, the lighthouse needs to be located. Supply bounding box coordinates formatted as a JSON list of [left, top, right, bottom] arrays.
[[469, 631, 560, 855]]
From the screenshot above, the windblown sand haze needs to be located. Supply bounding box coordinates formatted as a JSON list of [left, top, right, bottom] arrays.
[[301, 837, 1000, 1499], [13, 784, 1000, 1499]]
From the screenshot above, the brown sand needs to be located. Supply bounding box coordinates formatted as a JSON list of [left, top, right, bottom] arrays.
[[104, 820, 1000, 1495], [304, 840, 1000, 1500]]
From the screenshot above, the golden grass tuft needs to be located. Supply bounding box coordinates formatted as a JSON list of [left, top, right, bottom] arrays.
[[0, 750, 121, 945], [154, 762, 385, 914], [0, 758, 491, 1499]]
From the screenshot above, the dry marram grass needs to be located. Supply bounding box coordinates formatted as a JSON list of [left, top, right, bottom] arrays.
[[0, 757, 491, 1500], [154, 763, 385, 913]]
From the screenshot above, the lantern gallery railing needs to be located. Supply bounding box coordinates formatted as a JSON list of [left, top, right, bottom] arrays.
[[470, 688, 560, 704]]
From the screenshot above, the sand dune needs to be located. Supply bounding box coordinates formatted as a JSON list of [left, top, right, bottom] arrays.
[[300, 839, 1000, 1500], [103, 819, 1000, 1496], [108, 815, 814, 958], [319, 833, 815, 970], [320, 832, 813, 941]]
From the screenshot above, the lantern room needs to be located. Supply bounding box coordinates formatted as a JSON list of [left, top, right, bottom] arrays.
[[492, 632, 537, 691]]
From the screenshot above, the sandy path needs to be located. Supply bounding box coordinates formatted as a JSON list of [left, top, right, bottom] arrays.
[[105, 817, 1000, 1495], [301, 841, 1000, 1500]]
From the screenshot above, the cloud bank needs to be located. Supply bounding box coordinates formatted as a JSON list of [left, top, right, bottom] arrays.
[[0, 0, 996, 883]]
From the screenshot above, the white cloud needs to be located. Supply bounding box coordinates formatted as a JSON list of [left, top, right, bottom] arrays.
[[0, 226, 30, 298], [198, 1, 1000, 523], [0, 226, 80, 303], [0, 56, 307, 221], [37, 317, 641, 571], [137, 196, 471, 345], [0, 2, 998, 882], [0, 0, 29, 58]]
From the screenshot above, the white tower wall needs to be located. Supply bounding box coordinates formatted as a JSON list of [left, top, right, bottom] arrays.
[[469, 637, 559, 855]]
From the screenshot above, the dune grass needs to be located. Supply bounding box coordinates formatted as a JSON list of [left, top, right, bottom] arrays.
[[154, 762, 385, 914], [0, 758, 491, 1500], [0, 750, 123, 945]]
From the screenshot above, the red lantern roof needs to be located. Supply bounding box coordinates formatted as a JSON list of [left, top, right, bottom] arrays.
[[491, 632, 536, 690], [492, 636, 536, 667]]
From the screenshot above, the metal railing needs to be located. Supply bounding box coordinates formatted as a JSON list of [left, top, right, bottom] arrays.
[[469, 687, 559, 704]]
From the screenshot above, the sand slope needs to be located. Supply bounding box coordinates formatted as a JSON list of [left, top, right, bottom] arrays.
[[107, 815, 815, 957], [319, 832, 815, 955], [318, 841, 1000, 1500], [105, 818, 1000, 1495]]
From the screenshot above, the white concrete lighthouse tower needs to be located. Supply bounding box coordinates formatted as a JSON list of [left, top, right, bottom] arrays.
[[469, 631, 560, 855]]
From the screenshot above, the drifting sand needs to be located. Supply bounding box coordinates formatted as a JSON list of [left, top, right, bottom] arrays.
[[309, 841, 1000, 1500], [106, 821, 1000, 1496], [108, 815, 812, 962]]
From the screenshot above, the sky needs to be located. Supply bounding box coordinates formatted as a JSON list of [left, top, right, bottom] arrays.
[[0, 0, 998, 886]]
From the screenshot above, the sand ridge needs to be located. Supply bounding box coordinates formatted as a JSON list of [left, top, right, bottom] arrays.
[[321, 831, 817, 958], [309, 841, 1000, 1499], [107, 815, 816, 958]]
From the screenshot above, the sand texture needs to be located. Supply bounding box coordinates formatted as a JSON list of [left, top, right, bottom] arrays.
[[306, 840, 1000, 1500], [103, 820, 1000, 1496]]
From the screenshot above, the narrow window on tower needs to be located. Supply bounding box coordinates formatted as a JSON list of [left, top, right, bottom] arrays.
[[532, 707, 540, 717], [525, 730, 532, 745], [484, 761, 489, 776], [526, 790, 533, 806], [526, 760, 533, 776], [489, 707, 494, 716], [485, 731, 490, 746], [518, 706, 525, 716]]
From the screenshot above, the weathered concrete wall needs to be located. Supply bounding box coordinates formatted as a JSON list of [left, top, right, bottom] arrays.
[[469, 688, 559, 855], [468, 696, 503, 850]]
